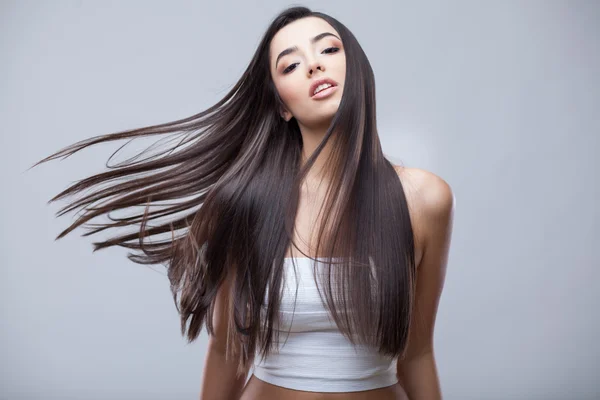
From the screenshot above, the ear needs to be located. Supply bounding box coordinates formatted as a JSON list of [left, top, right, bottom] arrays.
[[280, 107, 292, 122]]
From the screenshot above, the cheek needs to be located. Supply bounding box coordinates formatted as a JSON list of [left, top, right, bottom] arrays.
[[337, 61, 347, 85], [277, 80, 304, 109]]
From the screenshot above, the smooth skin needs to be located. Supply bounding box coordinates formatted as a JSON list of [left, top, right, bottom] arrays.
[[199, 16, 455, 400]]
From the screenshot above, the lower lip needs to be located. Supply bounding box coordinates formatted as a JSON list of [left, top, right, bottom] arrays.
[[311, 85, 338, 99]]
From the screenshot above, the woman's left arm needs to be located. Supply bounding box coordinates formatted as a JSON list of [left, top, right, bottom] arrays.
[[396, 170, 455, 399]]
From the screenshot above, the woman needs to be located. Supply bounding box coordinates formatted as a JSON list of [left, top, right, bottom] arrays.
[[33, 6, 454, 400]]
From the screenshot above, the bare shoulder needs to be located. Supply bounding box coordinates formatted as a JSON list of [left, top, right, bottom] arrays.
[[392, 165, 454, 215], [392, 165, 455, 249]]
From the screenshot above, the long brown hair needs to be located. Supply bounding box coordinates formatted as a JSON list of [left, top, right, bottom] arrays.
[[31, 6, 416, 377]]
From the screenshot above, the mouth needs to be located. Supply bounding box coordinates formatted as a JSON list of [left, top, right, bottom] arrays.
[[311, 85, 338, 100], [309, 78, 339, 99]]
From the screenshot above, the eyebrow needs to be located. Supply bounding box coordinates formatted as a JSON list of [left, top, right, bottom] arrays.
[[275, 32, 341, 69]]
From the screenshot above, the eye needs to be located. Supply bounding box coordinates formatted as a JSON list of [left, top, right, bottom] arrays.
[[283, 63, 298, 74], [282, 47, 341, 74]]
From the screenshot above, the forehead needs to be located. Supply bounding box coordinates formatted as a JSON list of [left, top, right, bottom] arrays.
[[270, 17, 339, 55]]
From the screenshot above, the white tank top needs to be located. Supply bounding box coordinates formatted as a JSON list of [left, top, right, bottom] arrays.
[[251, 257, 398, 392]]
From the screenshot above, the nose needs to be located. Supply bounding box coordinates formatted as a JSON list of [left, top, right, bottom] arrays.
[[306, 60, 324, 77]]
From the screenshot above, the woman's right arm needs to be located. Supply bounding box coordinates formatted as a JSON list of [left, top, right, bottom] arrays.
[[199, 268, 250, 400]]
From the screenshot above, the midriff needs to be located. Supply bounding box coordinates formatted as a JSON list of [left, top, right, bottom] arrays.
[[239, 374, 409, 400]]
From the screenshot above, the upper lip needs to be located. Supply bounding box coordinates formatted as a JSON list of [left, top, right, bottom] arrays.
[[309, 78, 338, 97]]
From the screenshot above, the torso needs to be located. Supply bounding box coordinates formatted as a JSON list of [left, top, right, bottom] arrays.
[[239, 165, 423, 400]]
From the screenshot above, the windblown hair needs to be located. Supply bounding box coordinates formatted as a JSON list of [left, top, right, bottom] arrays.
[[32, 6, 416, 377]]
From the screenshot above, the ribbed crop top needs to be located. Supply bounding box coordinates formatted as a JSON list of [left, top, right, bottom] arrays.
[[251, 257, 398, 393]]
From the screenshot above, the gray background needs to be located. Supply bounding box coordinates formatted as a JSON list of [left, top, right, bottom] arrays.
[[2, 0, 598, 399]]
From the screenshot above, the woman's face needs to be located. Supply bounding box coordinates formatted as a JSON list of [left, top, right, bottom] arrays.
[[269, 17, 346, 128]]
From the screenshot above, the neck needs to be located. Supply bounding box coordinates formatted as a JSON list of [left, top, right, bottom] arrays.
[[298, 121, 337, 185]]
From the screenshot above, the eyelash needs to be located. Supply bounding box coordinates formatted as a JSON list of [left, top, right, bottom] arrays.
[[282, 47, 340, 74]]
